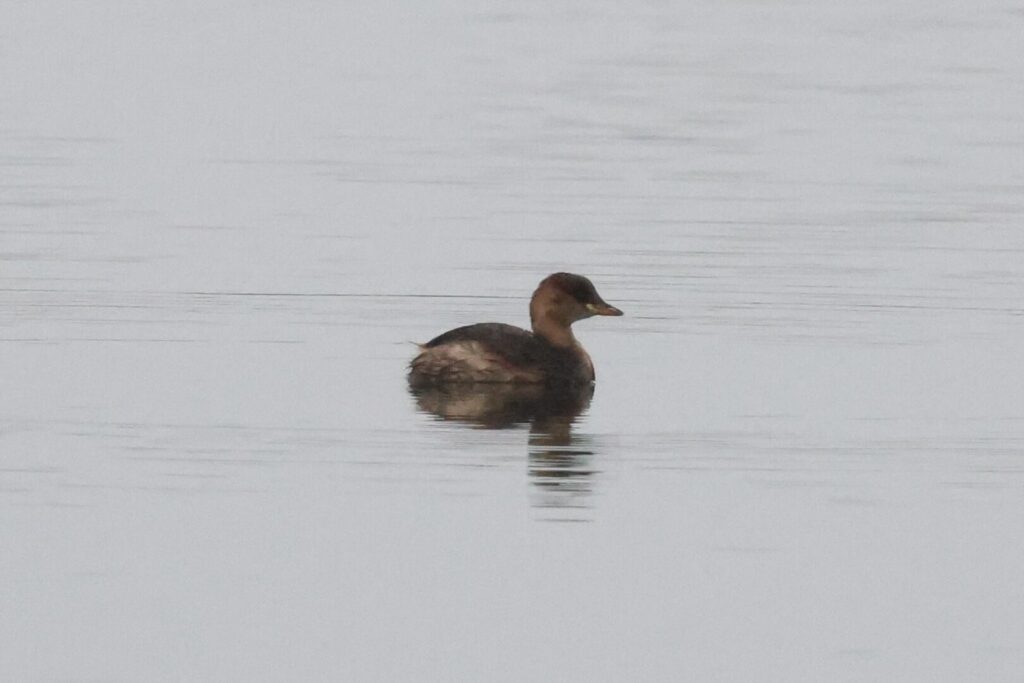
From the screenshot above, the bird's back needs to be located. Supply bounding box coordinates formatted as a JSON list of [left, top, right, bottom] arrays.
[[409, 323, 589, 386]]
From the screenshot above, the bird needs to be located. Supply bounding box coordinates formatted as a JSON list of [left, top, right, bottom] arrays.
[[408, 272, 622, 387]]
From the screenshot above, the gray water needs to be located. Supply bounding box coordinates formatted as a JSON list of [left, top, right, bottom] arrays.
[[3, 1, 1024, 681]]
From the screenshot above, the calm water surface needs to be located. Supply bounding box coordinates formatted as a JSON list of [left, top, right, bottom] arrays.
[[3, 1, 1024, 680]]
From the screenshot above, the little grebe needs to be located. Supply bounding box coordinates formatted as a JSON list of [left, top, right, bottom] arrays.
[[408, 272, 622, 386]]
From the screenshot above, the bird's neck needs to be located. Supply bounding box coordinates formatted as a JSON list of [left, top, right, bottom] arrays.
[[531, 312, 577, 348]]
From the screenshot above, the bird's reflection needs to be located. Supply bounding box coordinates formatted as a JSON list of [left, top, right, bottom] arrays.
[[410, 383, 597, 515]]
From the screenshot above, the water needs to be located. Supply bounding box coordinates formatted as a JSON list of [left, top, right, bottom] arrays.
[[3, 1, 1024, 680]]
